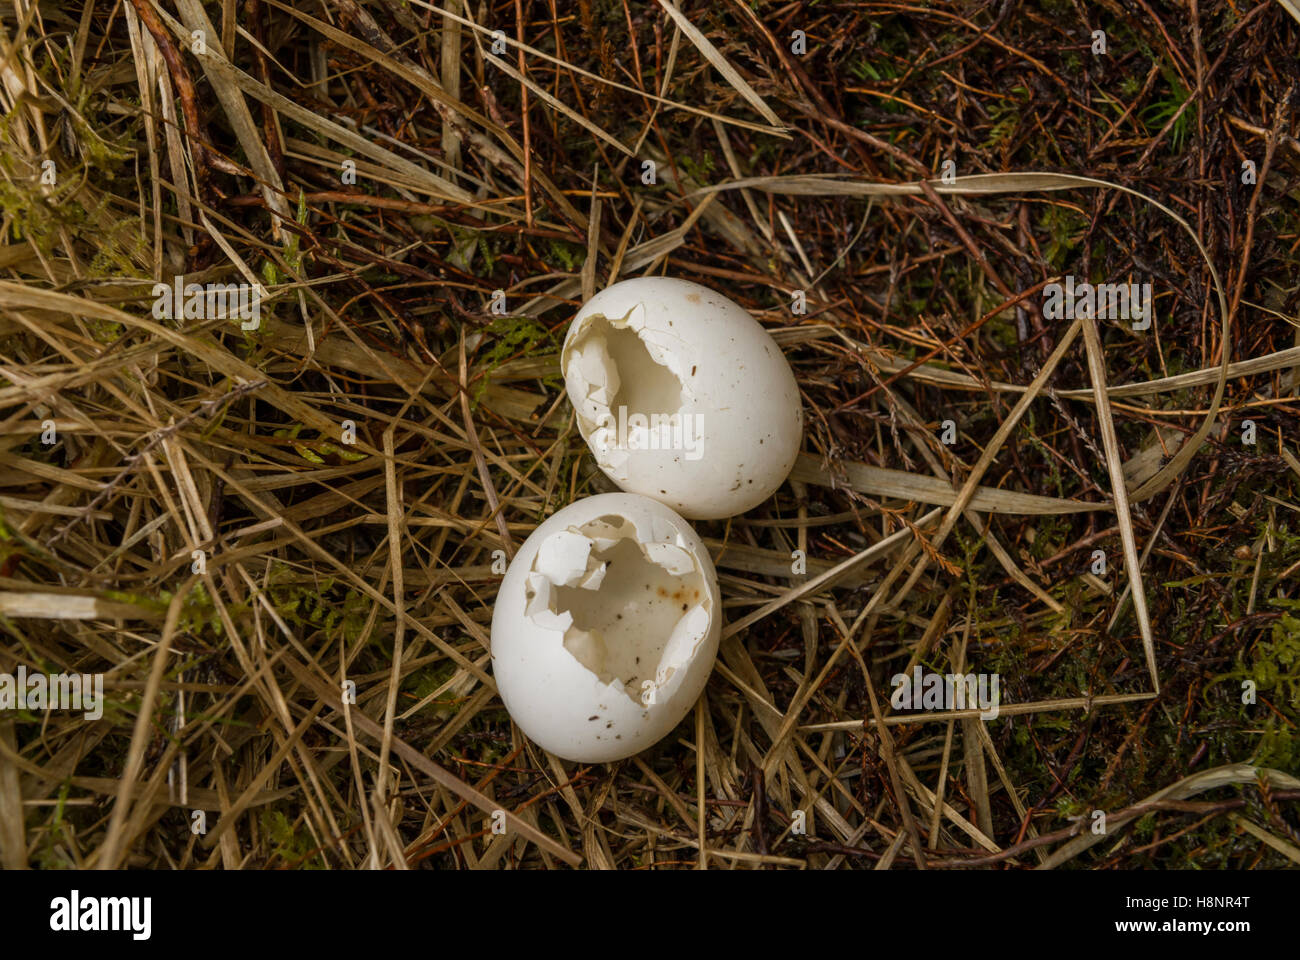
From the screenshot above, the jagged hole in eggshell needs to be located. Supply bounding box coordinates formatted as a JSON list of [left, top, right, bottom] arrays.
[[599, 323, 682, 419], [564, 312, 692, 469], [525, 513, 708, 706]]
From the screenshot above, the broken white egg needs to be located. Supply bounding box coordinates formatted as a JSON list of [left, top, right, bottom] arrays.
[[490, 492, 721, 763], [562, 277, 802, 519]]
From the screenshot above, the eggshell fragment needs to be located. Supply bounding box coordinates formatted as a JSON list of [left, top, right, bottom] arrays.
[[562, 277, 802, 519], [490, 493, 721, 763]]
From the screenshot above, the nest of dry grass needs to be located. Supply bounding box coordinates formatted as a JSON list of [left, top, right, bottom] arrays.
[[1, 0, 1299, 870]]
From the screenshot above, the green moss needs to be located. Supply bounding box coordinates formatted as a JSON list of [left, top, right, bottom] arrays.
[[472, 313, 560, 408], [545, 239, 587, 272], [260, 808, 327, 868], [1038, 204, 1087, 270]]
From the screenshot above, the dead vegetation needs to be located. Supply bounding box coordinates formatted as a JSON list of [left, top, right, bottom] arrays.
[[0, 0, 1299, 869]]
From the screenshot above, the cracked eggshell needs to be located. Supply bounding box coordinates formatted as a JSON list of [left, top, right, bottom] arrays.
[[490, 492, 721, 763], [562, 277, 802, 519]]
